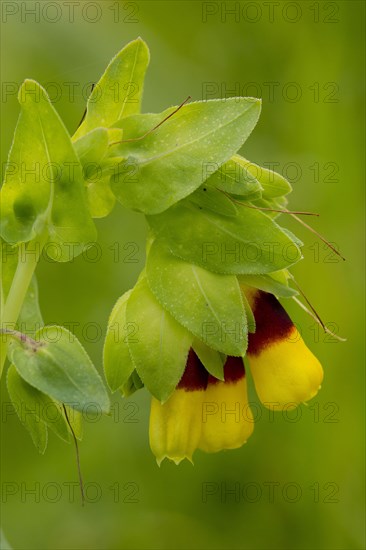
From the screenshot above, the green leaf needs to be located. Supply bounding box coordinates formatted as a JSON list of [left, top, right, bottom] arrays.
[[281, 227, 304, 248], [239, 272, 298, 298], [7, 365, 82, 446], [239, 288, 256, 333], [148, 201, 302, 275], [83, 175, 116, 218], [269, 269, 291, 285], [1, 241, 43, 333], [74, 38, 150, 139], [240, 158, 292, 198], [104, 290, 135, 392], [110, 97, 261, 214], [43, 401, 83, 442], [72, 128, 122, 217], [189, 185, 238, 217], [40, 401, 70, 442], [72, 126, 123, 173], [146, 240, 247, 356], [251, 195, 289, 219], [131, 370, 144, 390], [8, 326, 110, 413], [126, 277, 192, 401], [206, 154, 263, 199], [7, 365, 48, 453], [73, 127, 109, 166], [120, 370, 144, 397], [0, 80, 96, 261], [192, 338, 225, 380]]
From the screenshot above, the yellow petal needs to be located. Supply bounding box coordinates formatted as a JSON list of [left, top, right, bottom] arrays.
[[241, 287, 324, 410], [248, 326, 323, 409], [149, 355, 255, 462], [149, 389, 204, 465], [199, 359, 254, 453]]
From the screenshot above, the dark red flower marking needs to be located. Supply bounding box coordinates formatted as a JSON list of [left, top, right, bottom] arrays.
[[247, 290, 293, 356], [177, 349, 208, 391], [177, 350, 245, 391]]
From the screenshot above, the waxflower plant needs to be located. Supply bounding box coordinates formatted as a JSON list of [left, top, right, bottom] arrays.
[[0, 38, 342, 466]]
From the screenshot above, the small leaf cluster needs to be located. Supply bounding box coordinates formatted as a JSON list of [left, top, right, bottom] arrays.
[[100, 41, 302, 402]]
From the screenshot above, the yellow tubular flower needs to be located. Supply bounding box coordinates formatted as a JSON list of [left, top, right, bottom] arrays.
[[243, 287, 323, 410], [199, 357, 254, 453], [149, 351, 254, 464], [149, 349, 207, 465]]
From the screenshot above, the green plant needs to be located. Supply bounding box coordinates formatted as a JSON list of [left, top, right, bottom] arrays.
[[0, 38, 343, 471]]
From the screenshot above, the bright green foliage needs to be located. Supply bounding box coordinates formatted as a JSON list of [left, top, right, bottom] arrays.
[[148, 201, 302, 274], [110, 98, 261, 214], [73, 37, 150, 139], [239, 157, 292, 198], [206, 154, 263, 199], [73, 128, 124, 218], [126, 277, 193, 401], [82, 173, 116, 219], [192, 338, 225, 380], [240, 290, 256, 333], [0, 38, 309, 454], [104, 290, 135, 391], [120, 370, 144, 398], [189, 185, 239, 217], [8, 326, 110, 413], [1, 81, 96, 261], [73, 127, 110, 166], [7, 365, 82, 452], [239, 272, 299, 298], [252, 195, 289, 219], [7, 365, 48, 453], [146, 239, 247, 355]]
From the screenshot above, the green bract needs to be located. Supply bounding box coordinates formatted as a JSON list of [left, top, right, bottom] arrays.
[[192, 338, 225, 380], [8, 326, 110, 413], [110, 97, 261, 214], [239, 157, 292, 199], [104, 290, 135, 391], [189, 184, 239, 217], [73, 128, 118, 218], [239, 272, 299, 298], [206, 154, 263, 198], [126, 277, 192, 401], [73, 37, 149, 139], [1, 81, 96, 261], [146, 239, 247, 356], [7, 365, 48, 453], [1, 37, 310, 457], [7, 365, 82, 453], [147, 201, 302, 274]]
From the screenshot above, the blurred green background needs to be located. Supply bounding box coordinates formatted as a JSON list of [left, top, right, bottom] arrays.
[[1, 1, 365, 549]]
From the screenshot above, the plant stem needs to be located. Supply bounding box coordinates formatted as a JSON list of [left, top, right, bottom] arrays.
[[0, 233, 46, 377]]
